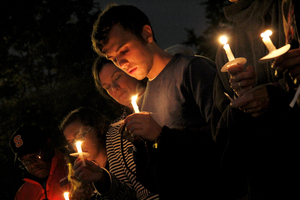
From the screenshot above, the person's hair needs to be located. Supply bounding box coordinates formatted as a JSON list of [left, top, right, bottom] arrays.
[[91, 4, 156, 56], [92, 56, 148, 103], [92, 56, 115, 100], [59, 107, 109, 147]]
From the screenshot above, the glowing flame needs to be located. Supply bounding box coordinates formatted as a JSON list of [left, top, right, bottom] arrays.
[[219, 36, 228, 45], [131, 95, 140, 113], [261, 30, 272, 38], [64, 192, 70, 200], [75, 141, 83, 153]]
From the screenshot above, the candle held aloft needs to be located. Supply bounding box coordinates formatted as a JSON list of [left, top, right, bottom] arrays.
[[64, 192, 70, 200], [220, 36, 235, 61], [131, 95, 140, 113], [76, 141, 86, 166], [261, 30, 276, 52]]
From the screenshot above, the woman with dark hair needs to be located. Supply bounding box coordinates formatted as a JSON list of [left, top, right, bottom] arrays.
[[60, 107, 137, 199], [91, 57, 159, 199]]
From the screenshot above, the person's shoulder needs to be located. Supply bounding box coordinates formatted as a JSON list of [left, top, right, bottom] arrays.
[[174, 54, 214, 65], [174, 54, 216, 73], [15, 182, 33, 198]]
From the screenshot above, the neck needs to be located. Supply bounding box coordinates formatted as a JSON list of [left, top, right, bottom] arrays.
[[94, 150, 108, 168], [147, 44, 173, 80]]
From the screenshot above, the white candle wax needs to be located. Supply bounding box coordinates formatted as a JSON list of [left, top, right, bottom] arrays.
[[131, 95, 140, 113], [220, 36, 235, 61], [261, 30, 276, 52], [223, 44, 235, 61], [75, 141, 86, 166], [289, 87, 300, 108]]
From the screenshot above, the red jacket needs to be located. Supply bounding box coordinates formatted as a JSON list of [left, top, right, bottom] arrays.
[[15, 149, 70, 200]]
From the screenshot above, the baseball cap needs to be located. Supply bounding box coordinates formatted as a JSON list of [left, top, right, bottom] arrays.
[[10, 125, 48, 163]]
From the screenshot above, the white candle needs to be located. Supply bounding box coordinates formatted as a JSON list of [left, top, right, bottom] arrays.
[[289, 87, 300, 108], [75, 141, 86, 166], [261, 30, 276, 52], [220, 36, 235, 61], [64, 192, 70, 200], [131, 95, 140, 113]]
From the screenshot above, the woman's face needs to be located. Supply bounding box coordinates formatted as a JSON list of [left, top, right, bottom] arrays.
[[99, 62, 143, 108], [63, 121, 105, 162]]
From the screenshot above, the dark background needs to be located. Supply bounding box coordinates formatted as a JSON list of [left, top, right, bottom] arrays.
[[0, 0, 229, 199]]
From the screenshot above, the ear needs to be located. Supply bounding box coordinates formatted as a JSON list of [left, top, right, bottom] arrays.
[[142, 25, 154, 43]]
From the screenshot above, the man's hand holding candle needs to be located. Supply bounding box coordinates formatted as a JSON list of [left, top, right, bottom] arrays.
[[230, 84, 270, 118], [273, 48, 300, 83], [124, 112, 162, 142], [228, 65, 256, 97]]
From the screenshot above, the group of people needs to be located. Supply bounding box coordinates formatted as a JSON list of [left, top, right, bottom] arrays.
[[9, 0, 300, 199]]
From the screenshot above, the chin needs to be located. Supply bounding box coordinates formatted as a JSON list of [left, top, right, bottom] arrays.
[[34, 170, 49, 179]]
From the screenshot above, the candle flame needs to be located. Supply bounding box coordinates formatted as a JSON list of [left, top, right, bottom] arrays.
[[261, 30, 272, 38], [131, 95, 137, 102], [75, 141, 83, 153], [131, 95, 140, 113], [219, 36, 228, 45], [64, 192, 70, 200]]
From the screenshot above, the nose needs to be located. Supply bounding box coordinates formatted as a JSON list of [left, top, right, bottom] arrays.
[[111, 81, 119, 92], [116, 57, 128, 71]]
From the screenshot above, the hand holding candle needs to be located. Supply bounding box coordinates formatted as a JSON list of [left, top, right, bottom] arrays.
[[75, 141, 86, 166]]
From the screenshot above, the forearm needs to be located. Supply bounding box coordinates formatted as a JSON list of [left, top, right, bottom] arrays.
[[93, 168, 137, 199]]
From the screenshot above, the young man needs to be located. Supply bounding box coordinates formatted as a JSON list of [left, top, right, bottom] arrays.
[[92, 4, 229, 199], [10, 125, 70, 200]]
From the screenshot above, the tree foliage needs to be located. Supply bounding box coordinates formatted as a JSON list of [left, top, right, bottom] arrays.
[[183, 0, 231, 61], [0, 0, 122, 198]]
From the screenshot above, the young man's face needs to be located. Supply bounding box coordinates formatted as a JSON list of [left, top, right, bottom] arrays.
[[102, 24, 153, 80], [20, 151, 51, 178]]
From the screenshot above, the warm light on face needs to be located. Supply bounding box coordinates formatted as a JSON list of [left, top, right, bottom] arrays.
[[75, 141, 83, 153], [219, 36, 228, 45], [261, 30, 272, 38]]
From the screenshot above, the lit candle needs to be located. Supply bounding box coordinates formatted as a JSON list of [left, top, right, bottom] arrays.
[[131, 95, 140, 113], [261, 30, 276, 52], [220, 36, 235, 61], [64, 192, 70, 200], [75, 141, 86, 166]]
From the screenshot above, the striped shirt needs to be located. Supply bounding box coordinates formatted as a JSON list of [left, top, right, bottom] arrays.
[[106, 108, 159, 200]]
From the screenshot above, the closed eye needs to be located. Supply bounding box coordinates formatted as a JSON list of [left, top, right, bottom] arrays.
[[114, 73, 121, 80], [120, 49, 129, 54], [103, 84, 110, 91]]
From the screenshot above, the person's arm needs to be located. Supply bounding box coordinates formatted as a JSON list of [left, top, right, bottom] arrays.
[[73, 158, 137, 199], [93, 168, 137, 199]]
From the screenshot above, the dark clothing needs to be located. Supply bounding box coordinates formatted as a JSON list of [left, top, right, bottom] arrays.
[[142, 54, 215, 129], [212, 0, 300, 199], [15, 150, 70, 200], [139, 54, 227, 199]]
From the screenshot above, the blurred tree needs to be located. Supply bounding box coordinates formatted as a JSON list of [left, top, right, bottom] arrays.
[[183, 0, 231, 61], [0, 0, 122, 199]]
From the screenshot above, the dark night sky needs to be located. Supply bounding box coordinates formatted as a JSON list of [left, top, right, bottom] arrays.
[[97, 0, 207, 49]]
